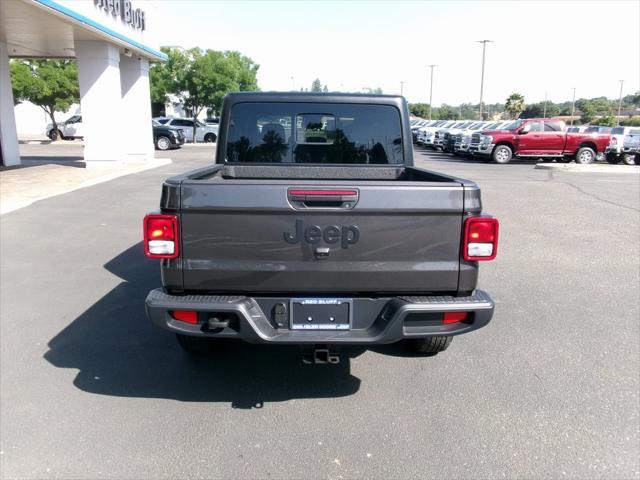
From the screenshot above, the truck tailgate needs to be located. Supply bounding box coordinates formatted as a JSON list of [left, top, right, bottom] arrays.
[[179, 181, 464, 294]]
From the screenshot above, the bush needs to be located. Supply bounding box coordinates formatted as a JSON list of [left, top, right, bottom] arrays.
[[620, 117, 640, 126], [597, 115, 617, 127]]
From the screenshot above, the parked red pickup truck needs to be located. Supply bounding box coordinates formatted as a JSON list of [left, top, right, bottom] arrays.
[[468, 118, 611, 164]]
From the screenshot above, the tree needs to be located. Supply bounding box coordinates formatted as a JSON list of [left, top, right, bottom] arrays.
[[10, 59, 79, 140], [520, 103, 543, 118], [459, 103, 480, 120], [505, 93, 525, 119], [622, 92, 640, 107], [311, 78, 322, 92], [521, 101, 560, 119], [580, 101, 597, 124], [364, 87, 383, 95], [409, 103, 430, 118], [156, 47, 259, 141], [437, 104, 460, 120]]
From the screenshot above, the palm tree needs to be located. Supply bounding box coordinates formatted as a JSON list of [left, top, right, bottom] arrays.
[[505, 93, 526, 119]]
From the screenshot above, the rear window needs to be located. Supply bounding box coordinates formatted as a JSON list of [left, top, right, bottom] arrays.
[[226, 103, 403, 164], [611, 127, 625, 135]]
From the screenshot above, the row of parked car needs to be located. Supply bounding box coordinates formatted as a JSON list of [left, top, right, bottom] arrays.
[[411, 118, 640, 165], [46, 115, 219, 151]]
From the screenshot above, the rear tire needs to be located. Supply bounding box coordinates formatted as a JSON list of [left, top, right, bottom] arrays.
[[622, 153, 637, 166], [407, 336, 452, 355], [606, 153, 621, 164], [204, 133, 217, 143], [176, 334, 216, 355], [492, 145, 512, 164], [575, 147, 596, 164]]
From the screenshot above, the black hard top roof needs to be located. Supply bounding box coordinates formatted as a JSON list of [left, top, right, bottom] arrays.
[[223, 91, 406, 107]]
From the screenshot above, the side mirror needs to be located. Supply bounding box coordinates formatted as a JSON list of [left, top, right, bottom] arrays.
[[519, 124, 531, 134]]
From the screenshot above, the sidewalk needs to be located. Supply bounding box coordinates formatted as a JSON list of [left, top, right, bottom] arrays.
[[1, 147, 171, 214]]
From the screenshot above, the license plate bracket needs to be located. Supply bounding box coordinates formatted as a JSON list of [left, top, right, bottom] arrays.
[[290, 298, 351, 330]]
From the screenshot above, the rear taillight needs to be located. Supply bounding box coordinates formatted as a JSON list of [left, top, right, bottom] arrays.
[[144, 214, 179, 259], [611, 137, 617, 145], [463, 217, 499, 261]]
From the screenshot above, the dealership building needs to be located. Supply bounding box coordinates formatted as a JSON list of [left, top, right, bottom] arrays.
[[0, 0, 166, 166]]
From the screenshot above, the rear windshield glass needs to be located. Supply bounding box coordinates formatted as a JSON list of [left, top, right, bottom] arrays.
[[611, 127, 625, 135], [226, 102, 403, 164]]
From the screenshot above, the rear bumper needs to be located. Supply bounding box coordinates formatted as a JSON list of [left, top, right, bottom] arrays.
[[605, 146, 621, 154], [145, 288, 495, 344]]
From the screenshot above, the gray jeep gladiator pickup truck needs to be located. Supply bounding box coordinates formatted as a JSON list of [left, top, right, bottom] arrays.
[[144, 92, 498, 362]]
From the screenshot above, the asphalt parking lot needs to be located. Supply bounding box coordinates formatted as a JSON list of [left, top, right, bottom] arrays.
[[1, 144, 639, 479]]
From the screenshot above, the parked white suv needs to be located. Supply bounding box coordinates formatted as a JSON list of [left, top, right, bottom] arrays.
[[45, 114, 83, 140], [154, 117, 219, 143]]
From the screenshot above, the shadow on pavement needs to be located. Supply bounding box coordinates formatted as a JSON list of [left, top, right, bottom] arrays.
[[44, 243, 362, 408]]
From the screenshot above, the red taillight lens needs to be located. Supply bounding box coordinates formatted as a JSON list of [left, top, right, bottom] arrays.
[[443, 312, 468, 324], [144, 214, 179, 259], [463, 217, 499, 261], [171, 310, 198, 324]]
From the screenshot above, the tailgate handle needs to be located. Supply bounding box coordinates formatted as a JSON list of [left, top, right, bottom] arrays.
[[288, 188, 359, 209]]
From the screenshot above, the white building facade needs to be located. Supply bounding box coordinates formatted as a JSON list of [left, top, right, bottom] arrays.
[[0, 0, 166, 166]]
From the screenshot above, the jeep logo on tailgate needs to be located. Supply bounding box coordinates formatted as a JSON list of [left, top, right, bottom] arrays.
[[284, 220, 360, 249]]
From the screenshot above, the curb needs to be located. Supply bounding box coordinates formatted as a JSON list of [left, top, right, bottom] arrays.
[[19, 140, 84, 145], [535, 163, 640, 174]]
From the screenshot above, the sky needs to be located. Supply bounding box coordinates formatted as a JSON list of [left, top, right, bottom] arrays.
[[148, 0, 640, 106]]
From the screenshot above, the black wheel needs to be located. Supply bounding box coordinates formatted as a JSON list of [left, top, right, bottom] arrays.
[[575, 146, 596, 164], [204, 133, 217, 143], [155, 136, 172, 151], [622, 153, 637, 166], [492, 145, 512, 164], [606, 153, 621, 164], [176, 334, 216, 355], [48, 129, 63, 140], [407, 337, 452, 355]]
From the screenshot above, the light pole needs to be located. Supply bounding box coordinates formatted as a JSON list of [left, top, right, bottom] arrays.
[[477, 40, 492, 119], [543, 91, 548, 118], [428, 65, 437, 120], [617, 79, 624, 126], [570, 88, 576, 126], [400, 81, 405, 97], [290, 76, 295, 91]]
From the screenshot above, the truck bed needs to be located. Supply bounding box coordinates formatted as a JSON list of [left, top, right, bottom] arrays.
[[160, 165, 481, 296]]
